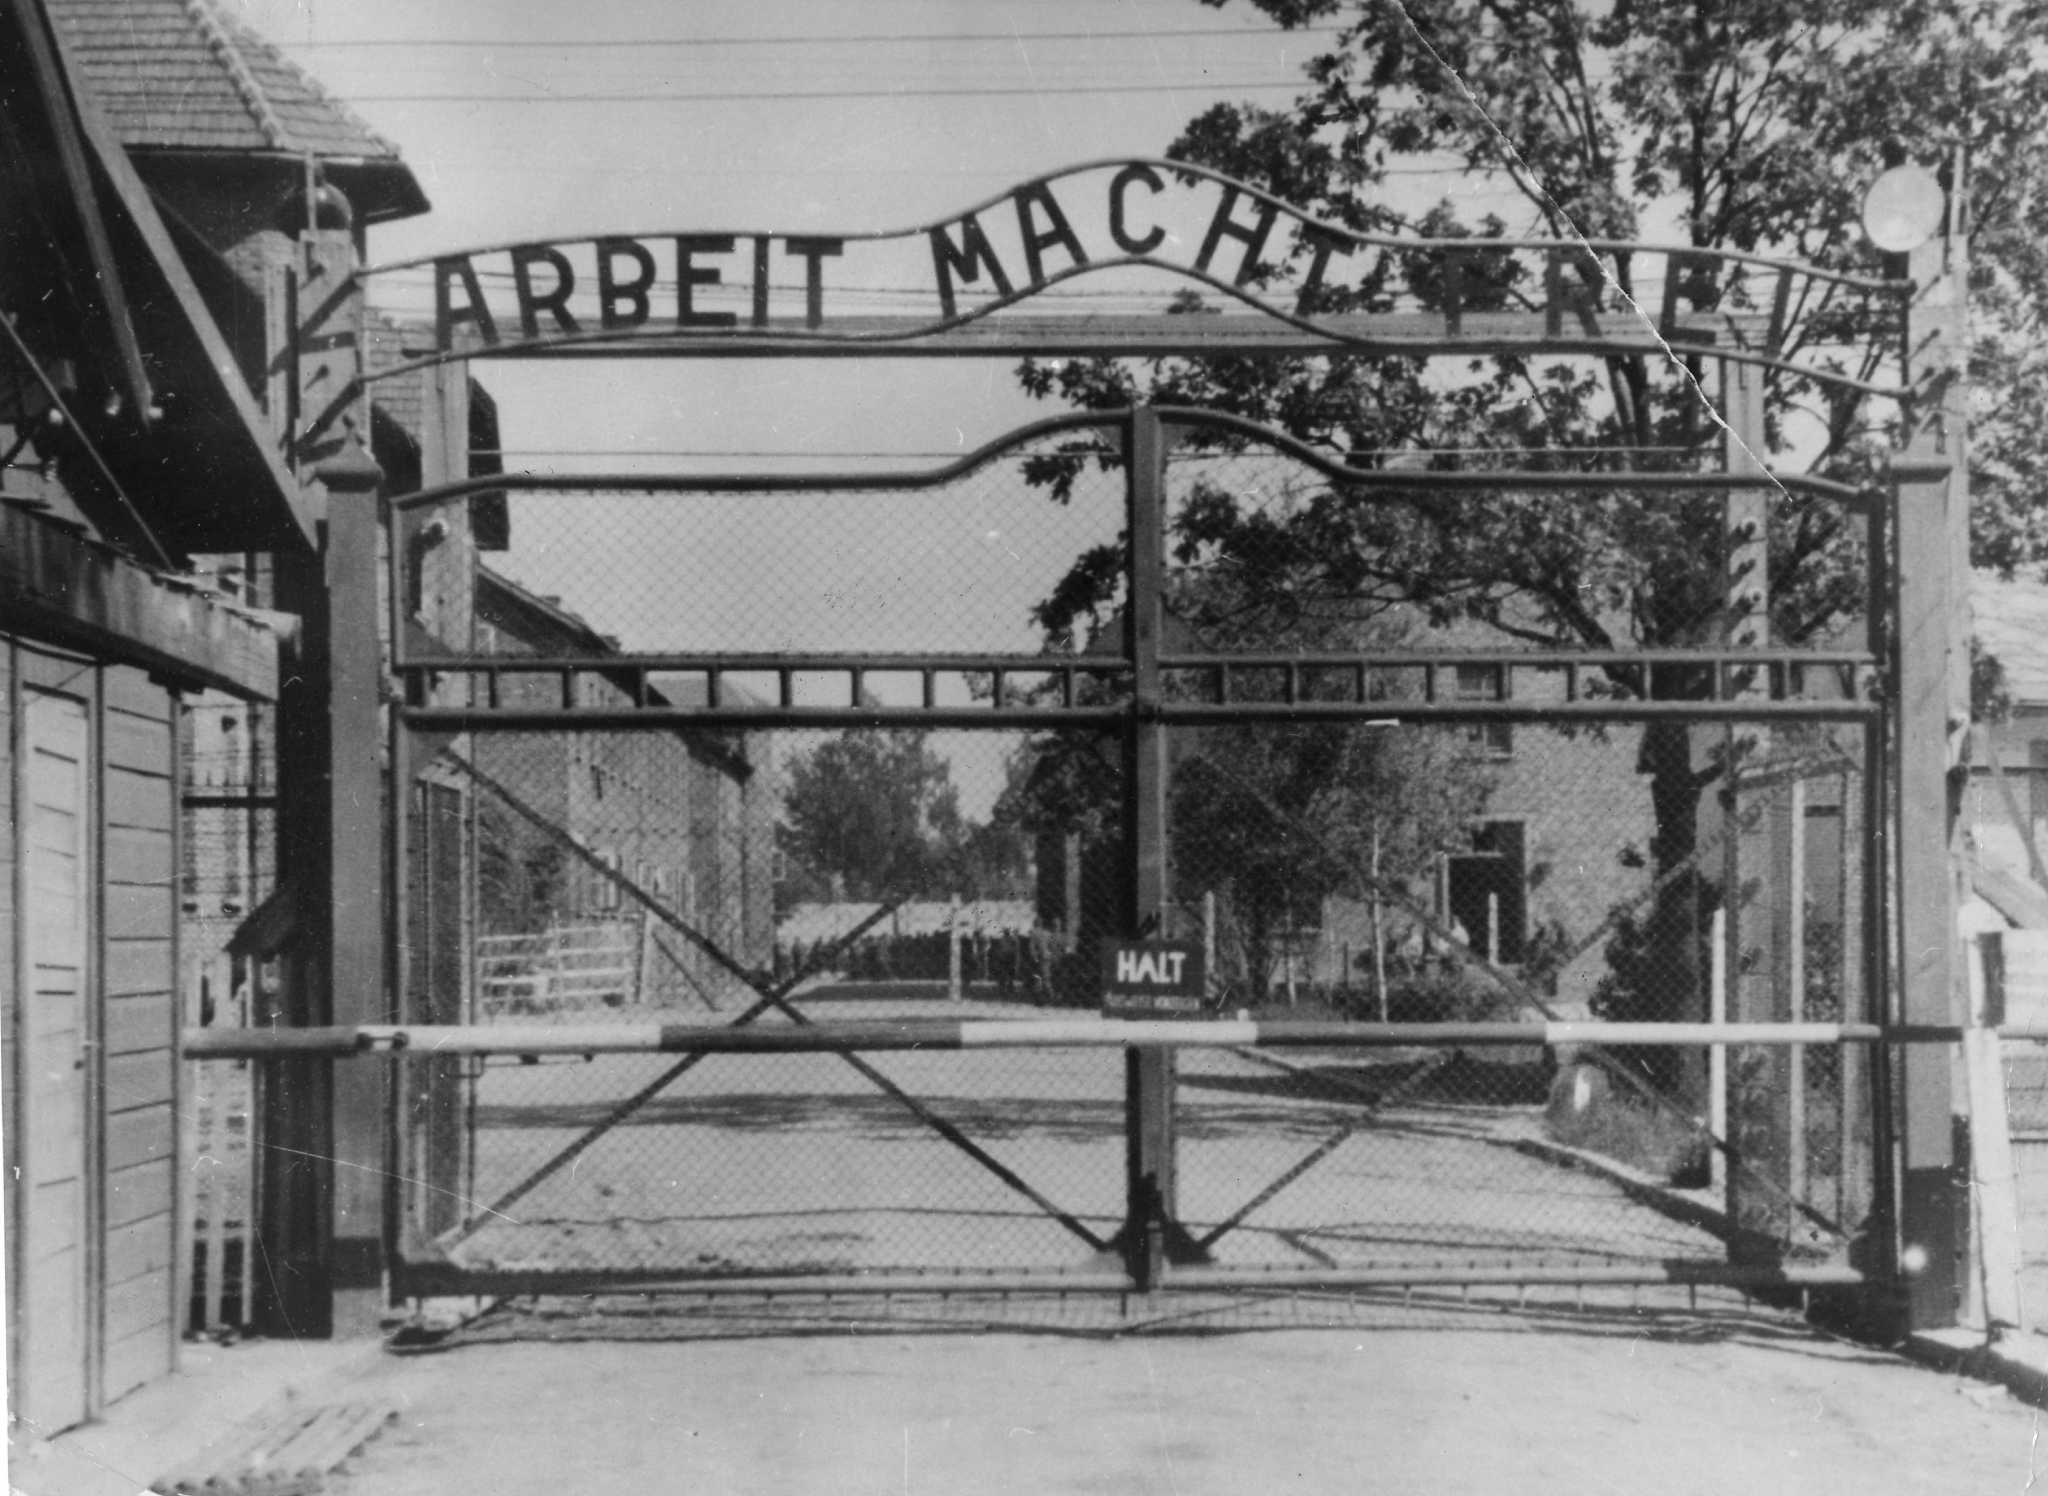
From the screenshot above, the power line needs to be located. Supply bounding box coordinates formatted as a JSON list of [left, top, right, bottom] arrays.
[[283, 25, 1344, 50], [350, 79, 1309, 105]]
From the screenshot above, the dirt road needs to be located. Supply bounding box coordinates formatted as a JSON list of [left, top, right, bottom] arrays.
[[328, 1305, 2041, 1495]]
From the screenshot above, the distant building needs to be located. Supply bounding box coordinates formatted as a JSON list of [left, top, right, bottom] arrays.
[[1964, 572, 2048, 926]]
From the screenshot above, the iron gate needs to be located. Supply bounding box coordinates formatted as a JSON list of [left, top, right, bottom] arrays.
[[385, 405, 1888, 1304]]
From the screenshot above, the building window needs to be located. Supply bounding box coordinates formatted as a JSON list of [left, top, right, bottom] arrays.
[[1444, 820, 1526, 963], [1454, 663, 1512, 758]]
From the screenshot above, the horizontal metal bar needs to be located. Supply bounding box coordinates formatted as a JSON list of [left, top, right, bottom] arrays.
[[391, 1265, 1141, 1299], [1153, 701, 1880, 724], [1163, 1263, 1867, 1291], [387, 1261, 1862, 1301], [395, 705, 1131, 730], [186, 1017, 1909, 1060], [390, 647, 1870, 677], [393, 437, 1852, 512], [392, 698, 1880, 732], [400, 652, 1133, 674]]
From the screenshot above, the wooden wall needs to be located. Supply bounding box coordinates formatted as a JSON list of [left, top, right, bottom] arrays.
[[98, 663, 178, 1402], [4, 641, 182, 1429]]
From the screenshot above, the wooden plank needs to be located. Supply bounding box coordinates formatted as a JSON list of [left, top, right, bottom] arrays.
[[104, 1050, 172, 1114], [102, 991, 168, 1057], [105, 1103, 173, 1171], [100, 1318, 174, 1405], [104, 766, 173, 832], [104, 1158, 173, 1230], [28, 1098, 84, 1183], [104, 825, 171, 882], [103, 708, 170, 772], [102, 939, 172, 1000], [104, 993, 171, 1055], [101, 664, 171, 722], [104, 881, 172, 940], [103, 1260, 172, 1342], [103, 1212, 175, 1289], [27, 1188, 83, 1262]]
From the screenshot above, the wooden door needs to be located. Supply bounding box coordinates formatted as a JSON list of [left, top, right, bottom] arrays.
[[20, 688, 91, 1433]]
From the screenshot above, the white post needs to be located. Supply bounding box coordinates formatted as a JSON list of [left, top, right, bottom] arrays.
[[948, 894, 962, 1001], [1709, 906, 1728, 1192], [1787, 778, 1808, 1203], [1203, 890, 1217, 1004], [1370, 823, 1388, 1022], [1284, 892, 1298, 1006], [1486, 892, 1500, 965]]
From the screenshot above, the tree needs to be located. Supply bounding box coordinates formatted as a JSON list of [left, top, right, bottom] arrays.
[[1019, 0, 2048, 1085], [1000, 526, 1497, 1001], [777, 729, 966, 903]]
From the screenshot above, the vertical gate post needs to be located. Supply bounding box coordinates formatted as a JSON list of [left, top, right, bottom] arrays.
[[1888, 229, 1972, 1333], [1120, 406, 1179, 1288], [265, 203, 388, 1335], [1721, 358, 1789, 1242], [1893, 449, 1963, 1330]]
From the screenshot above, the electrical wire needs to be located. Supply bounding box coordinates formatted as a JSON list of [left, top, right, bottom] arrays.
[[282, 24, 1346, 49], [348, 79, 1310, 104]]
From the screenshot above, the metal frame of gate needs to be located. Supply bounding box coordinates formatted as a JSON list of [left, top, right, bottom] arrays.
[[371, 400, 1898, 1306], [173, 159, 1985, 1332]]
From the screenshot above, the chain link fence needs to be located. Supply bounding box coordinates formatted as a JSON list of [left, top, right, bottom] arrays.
[[388, 420, 1879, 1296]]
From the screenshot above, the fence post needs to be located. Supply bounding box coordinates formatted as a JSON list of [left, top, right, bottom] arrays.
[[1710, 907, 1727, 1194], [1117, 406, 1197, 1287], [949, 894, 963, 1001]]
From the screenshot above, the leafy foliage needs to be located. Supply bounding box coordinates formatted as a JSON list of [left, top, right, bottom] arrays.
[[1015, 0, 2048, 1045], [777, 730, 965, 903]]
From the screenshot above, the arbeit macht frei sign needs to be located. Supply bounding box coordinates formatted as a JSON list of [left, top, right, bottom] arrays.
[[366, 160, 1909, 392]]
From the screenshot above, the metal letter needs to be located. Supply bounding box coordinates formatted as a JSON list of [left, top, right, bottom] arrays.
[[1109, 163, 1166, 256], [1194, 186, 1280, 286], [595, 237, 657, 331], [783, 237, 843, 329], [509, 243, 581, 339], [1293, 225, 1350, 315], [673, 235, 739, 328], [433, 254, 497, 350], [1012, 182, 1091, 286], [928, 214, 1014, 319]]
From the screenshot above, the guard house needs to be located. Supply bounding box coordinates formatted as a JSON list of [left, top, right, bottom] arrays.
[[5, 0, 426, 1433]]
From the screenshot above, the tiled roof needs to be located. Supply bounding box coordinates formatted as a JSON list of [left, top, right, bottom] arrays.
[[47, 0, 400, 162], [1974, 571, 2048, 706]]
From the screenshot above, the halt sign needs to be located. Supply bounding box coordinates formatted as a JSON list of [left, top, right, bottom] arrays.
[[1101, 940, 1206, 1019]]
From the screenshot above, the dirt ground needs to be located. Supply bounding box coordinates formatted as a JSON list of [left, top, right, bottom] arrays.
[[325, 1300, 2042, 1495], [339, 990, 1984, 1493]]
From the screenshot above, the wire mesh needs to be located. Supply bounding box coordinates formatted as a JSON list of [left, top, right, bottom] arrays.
[[389, 416, 1881, 1295]]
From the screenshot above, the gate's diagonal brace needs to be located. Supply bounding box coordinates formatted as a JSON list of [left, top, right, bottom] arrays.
[[790, 1024, 1111, 1254], [445, 904, 901, 1243], [1201, 755, 1855, 1251], [445, 751, 782, 994], [436, 750, 907, 1242], [1196, 1122, 1362, 1254], [433, 749, 1107, 1254], [1192, 1047, 1459, 1253]]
